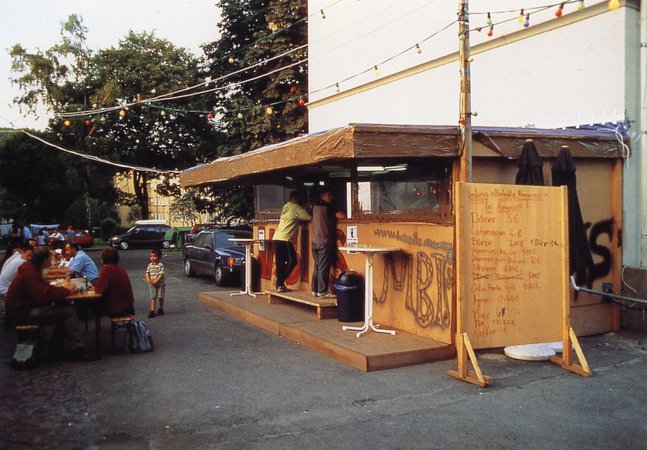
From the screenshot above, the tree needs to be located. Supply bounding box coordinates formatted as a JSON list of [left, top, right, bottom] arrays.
[[0, 130, 117, 226], [169, 191, 200, 225], [9, 16, 223, 221], [199, 0, 308, 220]]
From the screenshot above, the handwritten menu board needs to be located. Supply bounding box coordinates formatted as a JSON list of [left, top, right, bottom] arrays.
[[456, 182, 568, 349]]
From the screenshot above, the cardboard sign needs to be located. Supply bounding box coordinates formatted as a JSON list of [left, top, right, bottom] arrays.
[[456, 182, 569, 349]]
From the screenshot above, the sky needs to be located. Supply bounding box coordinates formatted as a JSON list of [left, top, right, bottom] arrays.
[[0, 0, 221, 130]]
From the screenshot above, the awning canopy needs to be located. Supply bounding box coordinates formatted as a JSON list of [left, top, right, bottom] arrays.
[[180, 123, 625, 188]]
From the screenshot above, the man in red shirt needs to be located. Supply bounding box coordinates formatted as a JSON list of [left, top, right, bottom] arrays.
[[6, 247, 87, 360]]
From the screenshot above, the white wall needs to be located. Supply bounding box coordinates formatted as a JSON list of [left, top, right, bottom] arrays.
[[307, 0, 643, 266]]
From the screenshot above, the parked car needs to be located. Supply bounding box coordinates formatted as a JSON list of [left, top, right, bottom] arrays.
[[110, 223, 171, 250], [47, 229, 94, 248], [182, 228, 252, 286], [70, 229, 94, 248], [162, 226, 191, 249]]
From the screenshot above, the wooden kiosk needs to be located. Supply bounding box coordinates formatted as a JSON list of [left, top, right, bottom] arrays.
[[180, 123, 624, 373]]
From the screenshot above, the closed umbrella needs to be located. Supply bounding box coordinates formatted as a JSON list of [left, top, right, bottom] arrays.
[[515, 139, 544, 186], [551, 145, 593, 274]]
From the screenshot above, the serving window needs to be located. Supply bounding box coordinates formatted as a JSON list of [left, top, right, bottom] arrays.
[[354, 159, 452, 222]]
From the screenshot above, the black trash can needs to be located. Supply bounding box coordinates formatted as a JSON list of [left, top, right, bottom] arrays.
[[240, 256, 260, 292], [333, 271, 364, 322]]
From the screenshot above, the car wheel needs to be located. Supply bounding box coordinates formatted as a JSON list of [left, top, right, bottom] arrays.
[[119, 241, 129, 250], [184, 259, 195, 277], [162, 241, 171, 249], [214, 264, 227, 286]]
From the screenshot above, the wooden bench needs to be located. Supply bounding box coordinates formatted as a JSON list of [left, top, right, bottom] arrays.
[[15, 324, 41, 341], [265, 290, 337, 320], [110, 315, 135, 353]]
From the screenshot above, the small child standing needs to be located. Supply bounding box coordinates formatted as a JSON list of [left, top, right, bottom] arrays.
[[145, 248, 166, 318]]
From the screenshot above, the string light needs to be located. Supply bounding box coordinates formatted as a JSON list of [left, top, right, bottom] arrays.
[[373, 65, 380, 76], [523, 13, 530, 28], [58, 4, 452, 122], [320, 9, 326, 19], [415, 43, 422, 54], [63, 119, 71, 127], [608, 0, 620, 9], [487, 25, 494, 37], [118, 109, 126, 119], [578, 0, 585, 10], [265, 106, 273, 115], [335, 83, 340, 93], [518, 9, 524, 23], [555, 3, 564, 17], [84, 118, 92, 127], [486, 12, 492, 27]]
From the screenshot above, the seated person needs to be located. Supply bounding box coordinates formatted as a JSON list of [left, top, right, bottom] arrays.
[[93, 247, 135, 317], [5, 247, 88, 360], [48, 230, 66, 250], [62, 242, 99, 284], [0, 242, 34, 297]]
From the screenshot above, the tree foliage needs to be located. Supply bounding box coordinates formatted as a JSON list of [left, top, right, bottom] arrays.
[[199, 0, 308, 220], [0, 130, 117, 226], [8, 16, 223, 221]]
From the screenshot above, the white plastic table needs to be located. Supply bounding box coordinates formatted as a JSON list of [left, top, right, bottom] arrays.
[[339, 245, 400, 337], [228, 238, 264, 298]]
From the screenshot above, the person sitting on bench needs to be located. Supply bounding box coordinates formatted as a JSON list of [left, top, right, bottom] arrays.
[[5, 247, 88, 361]]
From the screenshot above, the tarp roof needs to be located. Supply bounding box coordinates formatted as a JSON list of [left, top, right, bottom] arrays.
[[180, 123, 625, 188]]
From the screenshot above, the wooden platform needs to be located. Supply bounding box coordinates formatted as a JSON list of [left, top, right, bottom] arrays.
[[265, 290, 337, 319], [200, 290, 455, 372]]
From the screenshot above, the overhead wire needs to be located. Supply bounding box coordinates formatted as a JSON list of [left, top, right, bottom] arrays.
[[0, 129, 180, 174]]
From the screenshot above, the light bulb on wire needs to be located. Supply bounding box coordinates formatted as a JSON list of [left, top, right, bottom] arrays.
[[577, 0, 585, 10], [374, 65, 380, 76], [555, 3, 564, 17], [608, 0, 620, 9], [523, 13, 530, 28], [518, 9, 524, 24], [416, 44, 422, 54], [487, 25, 494, 37], [486, 12, 492, 27]]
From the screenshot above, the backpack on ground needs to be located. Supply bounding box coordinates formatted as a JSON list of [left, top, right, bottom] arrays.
[[124, 320, 154, 353]]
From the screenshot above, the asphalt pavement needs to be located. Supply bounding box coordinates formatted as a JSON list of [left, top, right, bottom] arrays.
[[1, 248, 646, 449]]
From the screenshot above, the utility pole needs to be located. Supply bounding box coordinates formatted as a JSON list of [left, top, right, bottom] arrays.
[[458, 1, 473, 182]]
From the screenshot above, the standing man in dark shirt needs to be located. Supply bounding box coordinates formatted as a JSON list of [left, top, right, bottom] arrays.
[[311, 189, 345, 297]]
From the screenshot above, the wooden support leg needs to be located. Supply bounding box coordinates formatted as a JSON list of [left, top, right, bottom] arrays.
[[448, 332, 491, 387], [549, 326, 592, 377]]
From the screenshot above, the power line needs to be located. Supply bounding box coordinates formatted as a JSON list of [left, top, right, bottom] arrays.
[[0, 129, 180, 174]]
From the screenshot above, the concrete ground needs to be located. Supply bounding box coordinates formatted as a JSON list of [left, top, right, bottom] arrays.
[[1, 249, 646, 449]]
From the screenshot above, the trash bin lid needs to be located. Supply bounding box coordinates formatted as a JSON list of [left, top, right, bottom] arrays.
[[335, 270, 362, 285]]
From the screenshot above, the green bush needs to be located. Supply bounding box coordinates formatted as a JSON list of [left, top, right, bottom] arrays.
[[100, 218, 118, 240]]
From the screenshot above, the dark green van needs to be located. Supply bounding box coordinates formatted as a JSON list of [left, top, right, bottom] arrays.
[[162, 226, 191, 249]]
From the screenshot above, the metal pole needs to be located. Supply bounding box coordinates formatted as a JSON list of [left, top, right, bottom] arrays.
[[458, 0, 473, 182]]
